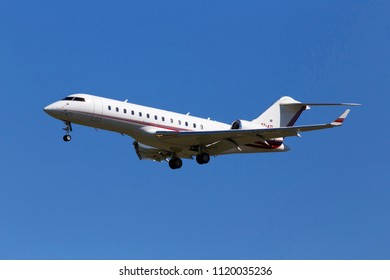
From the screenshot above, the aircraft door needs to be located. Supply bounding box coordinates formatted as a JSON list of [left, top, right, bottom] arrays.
[[91, 97, 103, 122]]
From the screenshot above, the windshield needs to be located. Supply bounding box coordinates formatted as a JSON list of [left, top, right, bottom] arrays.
[[62, 96, 85, 102]]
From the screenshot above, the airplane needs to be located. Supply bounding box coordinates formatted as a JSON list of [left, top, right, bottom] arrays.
[[44, 94, 359, 169]]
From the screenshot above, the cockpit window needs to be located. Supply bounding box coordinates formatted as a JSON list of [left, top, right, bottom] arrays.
[[62, 96, 85, 102]]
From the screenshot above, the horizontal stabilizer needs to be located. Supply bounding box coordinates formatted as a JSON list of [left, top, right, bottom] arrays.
[[282, 102, 361, 106]]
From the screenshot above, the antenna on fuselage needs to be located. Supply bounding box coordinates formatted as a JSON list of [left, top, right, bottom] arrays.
[[124, 99, 128, 103]]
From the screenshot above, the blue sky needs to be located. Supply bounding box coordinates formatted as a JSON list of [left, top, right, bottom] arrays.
[[1, 0, 389, 259]]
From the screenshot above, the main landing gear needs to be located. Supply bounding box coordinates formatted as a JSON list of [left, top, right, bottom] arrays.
[[169, 158, 183, 169], [168, 153, 210, 170], [62, 120, 72, 142], [196, 153, 210, 165]]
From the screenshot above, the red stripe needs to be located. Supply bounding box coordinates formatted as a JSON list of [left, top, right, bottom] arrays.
[[246, 141, 283, 149], [67, 109, 194, 132]]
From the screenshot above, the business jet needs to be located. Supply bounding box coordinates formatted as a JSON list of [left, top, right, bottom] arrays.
[[44, 94, 358, 169]]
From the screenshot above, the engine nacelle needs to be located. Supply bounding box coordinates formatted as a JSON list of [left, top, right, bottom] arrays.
[[231, 119, 259, 130]]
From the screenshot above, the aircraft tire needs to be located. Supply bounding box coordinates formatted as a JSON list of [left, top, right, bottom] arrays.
[[169, 158, 182, 169], [63, 135, 71, 142], [196, 153, 210, 165]]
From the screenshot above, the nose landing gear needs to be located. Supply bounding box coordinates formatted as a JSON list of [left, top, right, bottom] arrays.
[[63, 134, 72, 142], [62, 120, 72, 142]]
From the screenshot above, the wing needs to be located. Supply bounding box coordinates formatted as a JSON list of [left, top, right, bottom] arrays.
[[154, 109, 351, 155], [133, 141, 170, 162], [133, 141, 193, 161]]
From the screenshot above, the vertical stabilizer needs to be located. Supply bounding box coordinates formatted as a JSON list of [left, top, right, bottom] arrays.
[[252, 96, 309, 128]]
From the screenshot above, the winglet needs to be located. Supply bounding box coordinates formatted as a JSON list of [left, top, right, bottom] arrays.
[[331, 109, 351, 126]]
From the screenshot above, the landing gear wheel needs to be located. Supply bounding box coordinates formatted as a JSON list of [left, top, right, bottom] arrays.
[[169, 158, 183, 169], [63, 135, 72, 142], [196, 153, 210, 165], [62, 121, 73, 142]]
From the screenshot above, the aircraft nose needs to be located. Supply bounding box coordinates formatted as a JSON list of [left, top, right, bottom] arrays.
[[43, 102, 63, 118], [43, 104, 55, 114]]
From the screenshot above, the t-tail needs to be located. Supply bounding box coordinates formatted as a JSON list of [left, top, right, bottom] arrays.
[[252, 96, 307, 128], [252, 96, 360, 129]]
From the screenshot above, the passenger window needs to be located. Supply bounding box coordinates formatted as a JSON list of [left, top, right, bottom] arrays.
[[116, 107, 119, 112], [147, 113, 150, 118], [124, 109, 127, 114], [178, 120, 182, 125], [200, 124, 204, 129], [131, 110, 134, 115], [154, 115, 158, 120], [185, 121, 188, 126], [193, 123, 196, 128], [170, 118, 173, 123], [162, 117, 165, 122], [108, 105, 111, 110], [139, 112, 142, 117]]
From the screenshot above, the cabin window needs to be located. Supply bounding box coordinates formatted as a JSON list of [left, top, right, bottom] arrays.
[[124, 109, 127, 114], [146, 113, 150, 118], [131, 110, 134, 115], [154, 115, 158, 120], [200, 124, 204, 130], [139, 112, 142, 117], [116, 107, 119, 112], [170, 118, 173, 123], [108, 105, 111, 110], [193, 123, 196, 128], [185, 121, 188, 126], [178, 120, 182, 125], [162, 117, 165, 122]]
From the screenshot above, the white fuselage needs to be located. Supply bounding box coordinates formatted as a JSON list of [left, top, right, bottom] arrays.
[[44, 93, 356, 168], [44, 93, 289, 163], [44, 94, 229, 147]]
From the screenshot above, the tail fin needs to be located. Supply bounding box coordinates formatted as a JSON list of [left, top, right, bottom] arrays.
[[252, 96, 308, 128], [252, 96, 360, 128]]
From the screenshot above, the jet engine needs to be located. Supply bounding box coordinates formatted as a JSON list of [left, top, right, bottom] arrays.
[[230, 120, 259, 130]]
